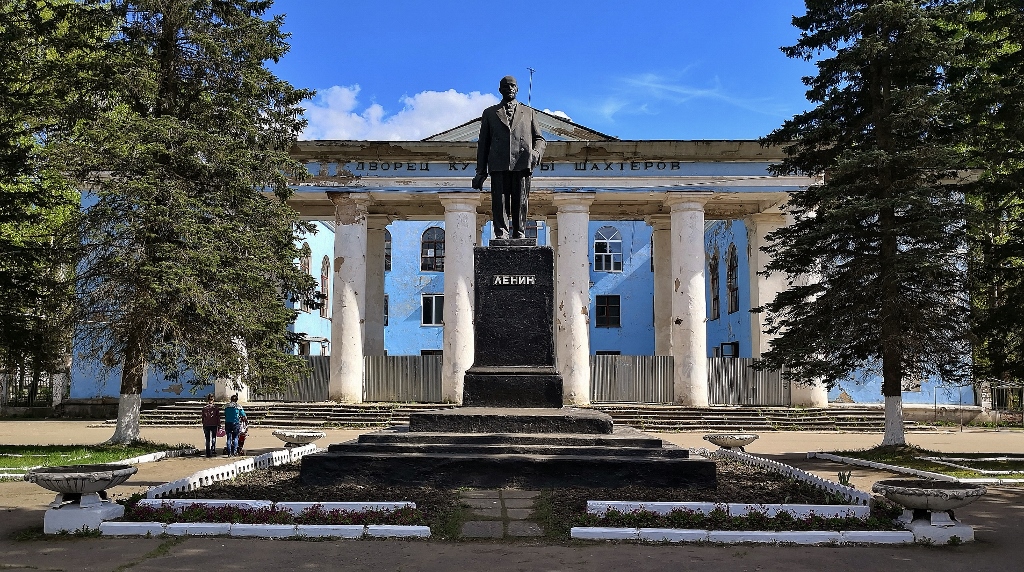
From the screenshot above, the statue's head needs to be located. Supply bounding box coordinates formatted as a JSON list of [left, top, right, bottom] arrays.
[[499, 76, 518, 101]]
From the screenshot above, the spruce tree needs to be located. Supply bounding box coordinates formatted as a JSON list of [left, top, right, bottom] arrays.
[[69, 0, 317, 443], [0, 1, 111, 402], [759, 0, 972, 445], [952, 0, 1024, 390]]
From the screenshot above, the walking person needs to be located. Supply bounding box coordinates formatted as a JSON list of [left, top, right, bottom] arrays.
[[223, 394, 246, 456], [201, 394, 221, 458]]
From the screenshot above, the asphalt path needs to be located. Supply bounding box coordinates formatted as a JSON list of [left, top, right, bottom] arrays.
[[1, 421, 1022, 571]]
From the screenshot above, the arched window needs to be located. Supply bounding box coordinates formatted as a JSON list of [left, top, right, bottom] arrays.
[[726, 243, 739, 314], [384, 229, 392, 272], [299, 242, 311, 312], [421, 226, 445, 271], [594, 226, 622, 272], [319, 255, 330, 318], [709, 252, 720, 320], [525, 220, 541, 244]]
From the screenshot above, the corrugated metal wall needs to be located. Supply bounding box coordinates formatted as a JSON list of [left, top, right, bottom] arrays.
[[590, 355, 674, 404], [251, 356, 330, 402], [707, 357, 790, 406], [364, 355, 443, 402]]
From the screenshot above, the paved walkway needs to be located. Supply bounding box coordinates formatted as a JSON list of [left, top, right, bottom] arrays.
[[1, 421, 1023, 571]]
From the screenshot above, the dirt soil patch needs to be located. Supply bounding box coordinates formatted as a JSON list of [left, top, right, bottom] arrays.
[[155, 457, 866, 540]]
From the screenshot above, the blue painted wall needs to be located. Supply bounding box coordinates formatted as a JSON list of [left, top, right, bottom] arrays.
[[385, 220, 445, 355], [588, 221, 655, 355], [705, 220, 753, 357]]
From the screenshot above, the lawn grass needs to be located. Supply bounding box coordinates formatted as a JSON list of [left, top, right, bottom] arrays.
[[0, 442, 191, 470], [831, 445, 1024, 479]]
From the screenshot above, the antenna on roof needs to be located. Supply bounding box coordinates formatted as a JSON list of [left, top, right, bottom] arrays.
[[527, 67, 535, 106]]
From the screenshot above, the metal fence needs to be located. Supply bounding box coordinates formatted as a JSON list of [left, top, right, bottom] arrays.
[[364, 355, 443, 402], [1, 360, 57, 408], [590, 355, 674, 404], [251, 356, 330, 402], [991, 386, 1023, 411], [708, 357, 790, 406]]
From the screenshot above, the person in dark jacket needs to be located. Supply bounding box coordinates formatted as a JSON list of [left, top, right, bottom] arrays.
[[201, 394, 221, 458]]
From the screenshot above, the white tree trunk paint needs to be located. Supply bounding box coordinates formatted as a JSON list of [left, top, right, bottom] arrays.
[[667, 194, 711, 406], [107, 393, 142, 444], [328, 193, 368, 403], [440, 193, 480, 404], [554, 194, 595, 406], [881, 394, 907, 446]]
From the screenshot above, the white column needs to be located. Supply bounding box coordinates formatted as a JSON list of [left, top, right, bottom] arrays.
[[648, 216, 672, 355], [554, 193, 595, 406], [746, 212, 828, 408], [746, 213, 788, 359], [328, 192, 368, 403], [666, 193, 711, 406], [364, 216, 388, 356], [440, 193, 481, 404]]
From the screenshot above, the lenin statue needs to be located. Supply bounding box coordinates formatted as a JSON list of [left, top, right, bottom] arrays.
[[472, 75, 546, 239]]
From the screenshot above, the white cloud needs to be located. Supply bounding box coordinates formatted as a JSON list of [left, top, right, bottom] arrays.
[[542, 109, 572, 121], [302, 85, 499, 140]]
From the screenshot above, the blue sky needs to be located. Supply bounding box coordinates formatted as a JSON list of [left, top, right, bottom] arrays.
[[268, 0, 817, 141]]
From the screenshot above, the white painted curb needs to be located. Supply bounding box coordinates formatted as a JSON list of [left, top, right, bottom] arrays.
[[229, 524, 297, 538], [840, 530, 914, 544], [713, 449, 871, 504], [145, 445, 322, 499], [137, 499, 273, 512], [571, 527, 640, 540], [165, 522, 231, 536], [100, 521, 165, 536], [365, 525, 431, 538], [638, 528, 709, 542], [295, 524, 365, 539], [276, 501, 414, 514], [808, 452, 957, 481], [573, 527, 909, 545], [587, 501, 869, 519]]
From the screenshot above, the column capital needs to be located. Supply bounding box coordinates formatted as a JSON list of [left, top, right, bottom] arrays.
[[553, 192, 596, 212], [366, 214, 392, 231], [746, 211, 787, 225], [664, 191, 712, 211], [326, 192, 369, 225], [645, 214, 671, 230], [439, 192, 482, 211]]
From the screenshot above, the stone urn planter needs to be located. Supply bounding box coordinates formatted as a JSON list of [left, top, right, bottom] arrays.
[[25, 464, 138, 497], [872, 479, 986, 543], [24, 464, 138, 534], [272, 430, 325, 447], [703, 433, 758, 450]]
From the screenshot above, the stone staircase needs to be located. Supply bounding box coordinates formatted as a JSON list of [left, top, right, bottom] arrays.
[[129, 401, 916, 431]]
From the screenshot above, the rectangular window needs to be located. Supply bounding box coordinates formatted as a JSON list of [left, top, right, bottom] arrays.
[[421, 294, 444, 326], [595, 350, 621, 355], [383, 294, 389, 327], [720, 342, 739, 358], [420, 349, 443, 356], [297, 341, 310, 356], [595, 295, 621, 328]]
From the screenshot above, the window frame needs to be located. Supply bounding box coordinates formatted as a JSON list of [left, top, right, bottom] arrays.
[[593, 226, 623, 273], [709, 252, 720, 321], [421, 293, 444, 326], [420, 226, 445, 272], [594, 294, 621, 328], [384, 228, 392, 272], [319, 255, 330, 318], [726, 243, 739, 314]]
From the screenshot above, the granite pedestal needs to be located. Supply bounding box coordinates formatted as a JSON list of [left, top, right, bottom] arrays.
[[300, 240, 717, 489]]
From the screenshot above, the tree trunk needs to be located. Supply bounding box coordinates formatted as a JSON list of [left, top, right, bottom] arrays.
[[107, 335, 146, 444]]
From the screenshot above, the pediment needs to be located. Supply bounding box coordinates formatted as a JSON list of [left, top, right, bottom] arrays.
[[423, 107, 617, 142]]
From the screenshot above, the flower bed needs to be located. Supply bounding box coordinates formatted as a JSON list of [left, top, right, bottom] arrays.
[[123, 502, 424, 526], [573, 505, 900, 532]]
